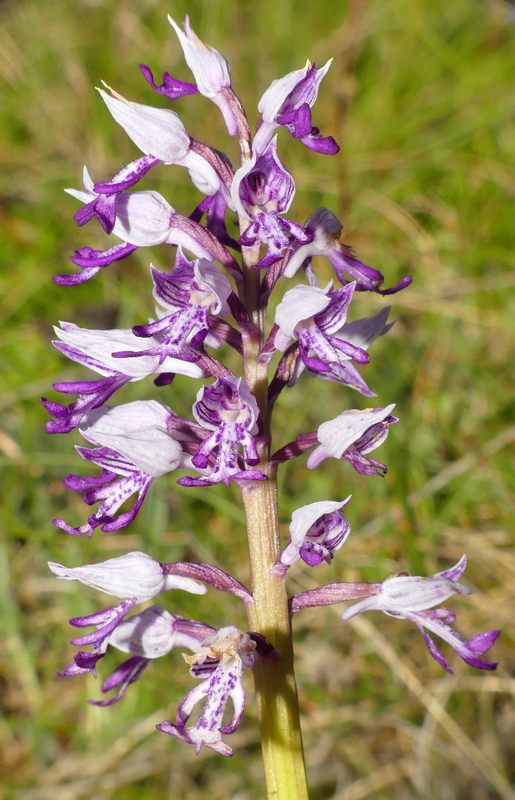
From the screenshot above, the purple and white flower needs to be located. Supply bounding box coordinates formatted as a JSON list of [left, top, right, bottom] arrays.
[[268, 305, 394, 406], [278, 497, 351, 568], [42, 322, 202, 433], [306, 405, 397, 474], [48, 552, 206, 677], [53, 400, 195, 536], [67, 170, 180, 243], [232, 138, 312, 268], [253, 61, 338, 155], [284, 207, 412, 295], [157, 625, 257, 756], [339, 556, 501, 673], [58, 168, 226, 285], [274, 282, 374, 394], [272, 405, 397, 472], [178, 376, 267, 487], [90, 606, 215, 706], [127, 252, 233, 362]]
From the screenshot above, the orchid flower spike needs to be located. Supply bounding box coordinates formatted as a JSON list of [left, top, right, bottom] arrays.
[[46, 14, 499, 775]]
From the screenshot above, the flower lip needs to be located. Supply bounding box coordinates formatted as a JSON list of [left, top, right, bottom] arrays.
[[193, 376, 259, 434], [157, 625, 256, 756]]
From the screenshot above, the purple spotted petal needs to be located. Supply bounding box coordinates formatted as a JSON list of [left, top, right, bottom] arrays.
[[157, 627, 255, 756]]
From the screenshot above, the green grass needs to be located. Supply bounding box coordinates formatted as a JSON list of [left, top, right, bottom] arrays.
[[1, 0, 515, 798]]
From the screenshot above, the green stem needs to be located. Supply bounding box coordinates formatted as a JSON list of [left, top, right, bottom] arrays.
[[239, 240, 309, 800], [242, 475, 309, 800]]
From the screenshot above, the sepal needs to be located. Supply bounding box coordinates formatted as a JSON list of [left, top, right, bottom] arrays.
[[48, 551, 206, 600]]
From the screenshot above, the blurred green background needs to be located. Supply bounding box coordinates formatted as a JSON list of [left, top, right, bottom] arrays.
[[1, 0, 514, 798]]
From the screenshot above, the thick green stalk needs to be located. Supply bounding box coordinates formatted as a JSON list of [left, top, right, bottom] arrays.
[[240, 242, 309, 800], [242, 475, 309, 800]]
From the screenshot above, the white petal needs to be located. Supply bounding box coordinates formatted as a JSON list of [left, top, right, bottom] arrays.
[[48, 552, 166, 601], [168, 15, 231, 98], [275, 284, 331, 339], [82, 400, 172, 434], [316, 405, 396, 459], [109, 606, 177, 658], [289, 498, 350, 547], [98, 89, 191, 163]]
